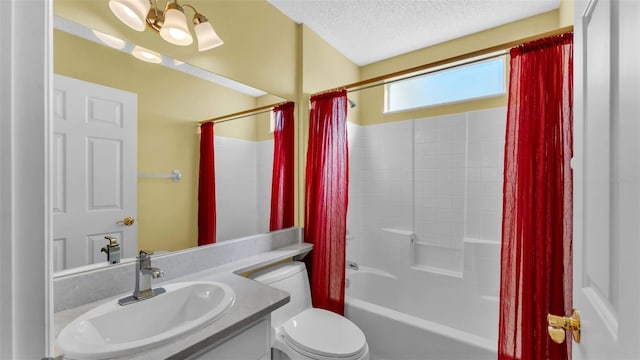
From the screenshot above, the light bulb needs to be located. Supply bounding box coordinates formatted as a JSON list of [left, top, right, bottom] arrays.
[[159, 6, 193, 46], [194, 19, 224, 51], [108, 0, 150, 32], [92, 30, 126, 50], [132, 46, 162, 63], [169, 28, 188, 41]]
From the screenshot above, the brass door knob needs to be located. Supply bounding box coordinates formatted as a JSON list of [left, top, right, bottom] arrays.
[[116, 216, 135, 226], [547, 309, 581, 344]]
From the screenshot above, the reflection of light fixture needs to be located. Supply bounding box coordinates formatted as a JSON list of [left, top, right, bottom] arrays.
[[92, 30, 126, 49], [109, 0, 150, 31], [192, 13, 223, 51], [108, 0, 224, 51], [132, 45, 162, 63]]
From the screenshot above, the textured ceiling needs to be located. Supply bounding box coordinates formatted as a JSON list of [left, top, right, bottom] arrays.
[[267, 0, 560, 66]]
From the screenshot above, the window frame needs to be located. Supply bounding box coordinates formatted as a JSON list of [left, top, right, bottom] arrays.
[[384, 54, 507, 114]]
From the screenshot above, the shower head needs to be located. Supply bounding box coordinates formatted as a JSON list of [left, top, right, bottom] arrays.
[[347, 98, 356, 108]]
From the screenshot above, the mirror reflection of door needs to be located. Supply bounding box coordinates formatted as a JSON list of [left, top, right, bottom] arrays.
[[53, 74, 137, 271]]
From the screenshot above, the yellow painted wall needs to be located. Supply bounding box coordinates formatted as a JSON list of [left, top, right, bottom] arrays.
[[358, 7, 573, 125], [559, 0, 575, 27], [54, 30, 265, 252], [301, 24, 361, 123], [302, 26, 360, 95]]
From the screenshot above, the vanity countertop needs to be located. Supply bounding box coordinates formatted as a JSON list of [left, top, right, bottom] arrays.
[[53, 242, 312, 360]]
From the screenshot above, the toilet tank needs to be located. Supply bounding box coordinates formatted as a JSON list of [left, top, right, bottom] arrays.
[[249, 261, 312, 328]]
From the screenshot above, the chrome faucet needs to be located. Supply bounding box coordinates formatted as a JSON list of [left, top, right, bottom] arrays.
[[118, 250, 166, 306]]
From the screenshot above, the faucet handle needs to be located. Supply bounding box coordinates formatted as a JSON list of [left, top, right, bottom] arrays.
[[138, 249, 153, 259], [104, 236, 119, 247], [102, 236, 121, 264]]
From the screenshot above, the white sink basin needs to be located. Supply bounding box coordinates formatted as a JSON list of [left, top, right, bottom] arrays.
[[57, 281, 235, 359]]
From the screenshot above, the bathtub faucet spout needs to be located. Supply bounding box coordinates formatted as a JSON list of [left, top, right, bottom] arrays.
[[346, 260, 359, 271]]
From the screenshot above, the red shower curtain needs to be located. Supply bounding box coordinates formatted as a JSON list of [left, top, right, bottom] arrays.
[[498, 33, 573, 360], [269, 101, 295, 231], [305, 89, 349, 315], [198, 122, 216, 246]]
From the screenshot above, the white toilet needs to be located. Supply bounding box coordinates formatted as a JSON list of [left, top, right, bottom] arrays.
[[249, 261, 369, 360]]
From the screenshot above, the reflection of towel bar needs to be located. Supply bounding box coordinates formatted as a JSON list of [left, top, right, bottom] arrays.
[[138, 169, 182, 183]]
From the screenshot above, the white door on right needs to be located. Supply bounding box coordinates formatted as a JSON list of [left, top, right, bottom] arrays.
[[572, 0, 640, 358]]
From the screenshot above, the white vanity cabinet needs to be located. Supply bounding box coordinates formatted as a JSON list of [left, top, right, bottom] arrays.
[[184, 316, 271, 360]]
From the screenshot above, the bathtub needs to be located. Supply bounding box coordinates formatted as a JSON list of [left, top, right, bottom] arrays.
[[344, 266, 497, 360]]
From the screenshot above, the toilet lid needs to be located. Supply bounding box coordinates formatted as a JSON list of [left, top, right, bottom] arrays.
[[282, 308, 367, 358]]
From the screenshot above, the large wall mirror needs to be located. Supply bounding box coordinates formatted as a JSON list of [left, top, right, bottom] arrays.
[[52, 1, 292, 274]]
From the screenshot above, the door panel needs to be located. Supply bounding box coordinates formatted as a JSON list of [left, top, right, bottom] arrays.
[[86, 96, 123, 127], [52, 132, 67, 214], [53, 74, 137, 271], [87, 137, 123, 209], [583, 0, 612, 306], [573, 0, 640, 357]]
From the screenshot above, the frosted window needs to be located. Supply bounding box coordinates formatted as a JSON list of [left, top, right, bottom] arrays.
[[386, 57, 505, 112]]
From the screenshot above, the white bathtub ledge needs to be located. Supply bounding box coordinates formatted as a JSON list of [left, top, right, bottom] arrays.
[[345, 296, 497, 356], [381, 228, 415, 237]]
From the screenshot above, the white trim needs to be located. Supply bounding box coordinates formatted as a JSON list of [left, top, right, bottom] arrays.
[[0, 0, 52, 358], [45, 0, 55, 354], [383, 55, 507, 114], [0, 1, 12, 357]]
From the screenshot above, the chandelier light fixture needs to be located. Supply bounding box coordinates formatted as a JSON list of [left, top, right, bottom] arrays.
[[108, 0, 224, 51]]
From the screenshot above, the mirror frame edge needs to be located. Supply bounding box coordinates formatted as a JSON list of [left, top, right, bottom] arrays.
[[1, 0, 54, 357]]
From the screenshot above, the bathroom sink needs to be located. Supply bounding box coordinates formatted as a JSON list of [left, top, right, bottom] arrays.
[[56, 281, 235, 359]]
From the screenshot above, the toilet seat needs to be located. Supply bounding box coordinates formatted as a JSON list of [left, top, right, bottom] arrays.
[[278, 308, 368, 360]]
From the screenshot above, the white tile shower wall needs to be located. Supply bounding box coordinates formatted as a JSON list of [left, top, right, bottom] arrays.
[[414, 113, 467, 259], [346, 107, 506, 339], [347, 108, 505, 261], [257, 140, 274, 233], [465, 107, 506, 242], [359, 121, 414, 268], [215, 136, 259, 241], [361, 121, 413, 229], [347, 122, 365, 264]]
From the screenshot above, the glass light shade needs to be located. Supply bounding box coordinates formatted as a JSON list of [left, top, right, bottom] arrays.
[[108, 0, 150, 32], [131, 46, 162, 63], [194, 21, 224, 51], [160, 8, 193, 46], [92, 30, 126, 50]]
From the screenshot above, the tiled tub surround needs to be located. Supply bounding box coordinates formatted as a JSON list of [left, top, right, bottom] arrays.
[[346, 107, 506, 348], [215, 136, 273, 241], [54, 228, 310, 359]]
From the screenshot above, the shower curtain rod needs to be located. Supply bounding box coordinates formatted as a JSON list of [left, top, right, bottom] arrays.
[[311, 25, 573, 96], [199, 101, 287, 125]]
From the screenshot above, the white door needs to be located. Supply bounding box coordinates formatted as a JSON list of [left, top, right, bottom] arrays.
[[53, 75, 137, 270], [572, 0, 640, 357]]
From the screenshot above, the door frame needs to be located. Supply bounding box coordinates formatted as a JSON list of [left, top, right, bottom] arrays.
[[0, 0, 53, 358]]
